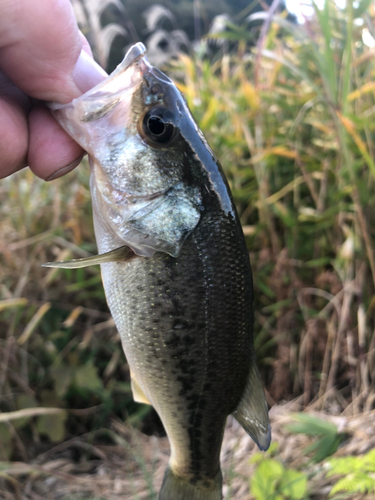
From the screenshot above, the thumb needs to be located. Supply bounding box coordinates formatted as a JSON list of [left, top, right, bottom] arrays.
[[0, 0, 106, 104]]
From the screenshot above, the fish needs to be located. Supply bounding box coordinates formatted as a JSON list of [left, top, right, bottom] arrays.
[[45, 42, 271, 500]]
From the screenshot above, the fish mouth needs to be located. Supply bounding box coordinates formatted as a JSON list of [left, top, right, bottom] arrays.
[[80, 43, 151, 99], [120, 42, 147, 72], [49, 43, 173, 115], [49, 43, 150, 112], [119, 43, 174, 90], [81, 42, 173, 98]]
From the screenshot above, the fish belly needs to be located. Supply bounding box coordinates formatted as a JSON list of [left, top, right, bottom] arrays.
[[98, 210, 253, 482]]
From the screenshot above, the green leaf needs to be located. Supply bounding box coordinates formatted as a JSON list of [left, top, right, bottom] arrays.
[[304, 434, 341, 462], [0, 424, 12, 461], [39, 389, 64, 408], [330, 472, 375, 495], [287, 413, 344, 462], [51, 364, 75, 398], [363, 449, 375, 471], [16, 394, 37, 409], [13, 394, 37, 429], [327, 449, 375, 496], [250, 452, 266, 465], [250, 459, 283, 500], [257, 280, 276, 299], [287, 413, 338, 436], [126, 404, 152, 426], [280, 469, 308, 499], [262, 299, 293, 314], [36, 411, 67, 443], [74, 361, 103, 391], [305, 258, 332, 267]]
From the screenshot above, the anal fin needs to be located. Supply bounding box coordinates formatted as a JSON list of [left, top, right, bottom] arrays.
[[232, 361, 271, 451], [130, 370, 151, 405]]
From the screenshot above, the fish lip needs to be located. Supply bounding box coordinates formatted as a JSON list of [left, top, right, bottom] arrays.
[[121, 43, 172, 84], [48, 43, 149, 111], [120, 42, 147, 72], [48, 43, 172, 113], [120, 44, 174, 86], [148, 66, 173, 84]]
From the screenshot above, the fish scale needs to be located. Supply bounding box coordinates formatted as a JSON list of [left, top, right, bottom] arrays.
[[46, 42, 271, 500], [99, 204, 253, 483]]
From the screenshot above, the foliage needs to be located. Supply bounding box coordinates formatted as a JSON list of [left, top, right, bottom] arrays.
[[286, 413, 345, 462], [171, 0, 375, 407], [0, 166, 148, 464], [71, 0, 288, 70], [327, 449, 375, 497], [250, 444, 308, 500]]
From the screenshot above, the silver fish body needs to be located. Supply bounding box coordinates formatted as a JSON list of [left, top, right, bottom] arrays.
[[50, 43, 270, 500]]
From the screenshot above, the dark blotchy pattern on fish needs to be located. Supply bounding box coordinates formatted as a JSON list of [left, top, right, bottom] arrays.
[[103, 190, 254, 484]]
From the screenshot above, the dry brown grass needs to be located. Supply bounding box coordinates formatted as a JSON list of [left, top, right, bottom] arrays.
[[1, 405, 375, 500]]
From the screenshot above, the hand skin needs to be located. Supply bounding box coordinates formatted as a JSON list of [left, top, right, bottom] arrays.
[[0, 0, 107, 180]]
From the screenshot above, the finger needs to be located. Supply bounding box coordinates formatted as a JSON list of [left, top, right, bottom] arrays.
[[80, 32, 93, 58], [28, 32, 98, 180], [28, 103, 85, 180], [0, 0, 106, 104], [0, 71, 30, 178]]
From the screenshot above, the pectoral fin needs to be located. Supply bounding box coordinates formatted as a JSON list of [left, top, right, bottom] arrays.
[[232, 361, 271, 451], [42, 245, 136, 269], [130, 371, 151, 405]]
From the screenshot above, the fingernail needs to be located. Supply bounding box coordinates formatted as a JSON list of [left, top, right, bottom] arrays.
[[46, 154, 85, 181], [72, 50, 107, 94]]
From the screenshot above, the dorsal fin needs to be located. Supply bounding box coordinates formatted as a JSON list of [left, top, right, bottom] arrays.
[[232, 361, 271, 451]]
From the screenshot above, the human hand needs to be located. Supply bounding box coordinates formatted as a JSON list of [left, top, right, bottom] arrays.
[[0, 0, 107, 180]]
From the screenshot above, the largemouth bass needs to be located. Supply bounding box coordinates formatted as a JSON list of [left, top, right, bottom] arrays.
[[46, 43, 270, 500]]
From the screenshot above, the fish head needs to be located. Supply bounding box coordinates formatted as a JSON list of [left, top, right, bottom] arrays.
[[51, 43, 233, 257]]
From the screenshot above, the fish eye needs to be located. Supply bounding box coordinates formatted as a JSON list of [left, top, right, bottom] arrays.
[[141, 107, 177, 146]]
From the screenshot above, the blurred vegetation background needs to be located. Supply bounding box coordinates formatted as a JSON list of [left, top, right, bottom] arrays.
[[2, 0, 375, 498]]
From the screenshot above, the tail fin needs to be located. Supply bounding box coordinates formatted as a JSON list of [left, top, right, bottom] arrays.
[[159, 466, 222, 500], [232, 361, 271, 451]]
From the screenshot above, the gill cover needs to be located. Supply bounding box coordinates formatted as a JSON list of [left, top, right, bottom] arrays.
[[49, 43, 203, 258]]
